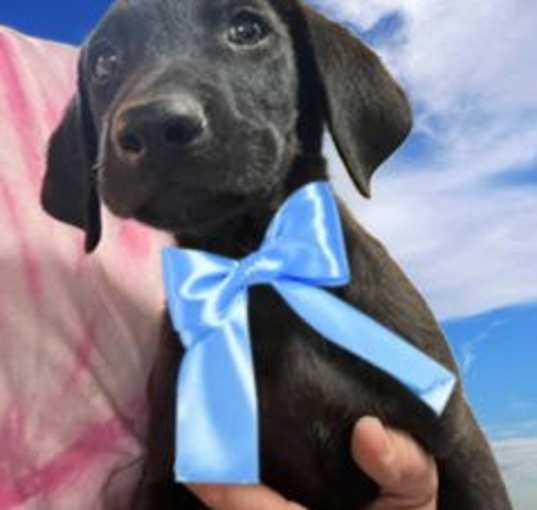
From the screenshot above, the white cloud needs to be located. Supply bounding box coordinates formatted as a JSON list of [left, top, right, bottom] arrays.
[[493, 437, 537, 509], [385, 1, 537, 119], [488, 420, 537, 441], [308, 0, 403, 31], [312, 0, 537, 319]]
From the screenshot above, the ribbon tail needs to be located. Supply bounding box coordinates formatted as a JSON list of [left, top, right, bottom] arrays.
[[274, 281, 457, 416], [174, 292, 260, 483]]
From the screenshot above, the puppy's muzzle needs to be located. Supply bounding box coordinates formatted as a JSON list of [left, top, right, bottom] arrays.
[[113, 95, 208, 165]]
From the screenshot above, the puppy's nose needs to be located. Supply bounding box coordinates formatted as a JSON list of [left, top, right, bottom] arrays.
[[114, 96, 207, 161]]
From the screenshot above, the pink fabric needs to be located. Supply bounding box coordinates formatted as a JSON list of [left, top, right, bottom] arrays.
[[0, 27, 170, 509]]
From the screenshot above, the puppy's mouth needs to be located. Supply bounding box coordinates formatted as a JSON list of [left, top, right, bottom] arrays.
[[99, 159, 259, 233], [131, 188, 258, 234]]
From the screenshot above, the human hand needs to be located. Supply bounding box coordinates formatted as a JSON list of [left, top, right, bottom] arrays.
[[352, 417, 438, 510], [188, 417, 438, 510], [188, 483, 306, 510]]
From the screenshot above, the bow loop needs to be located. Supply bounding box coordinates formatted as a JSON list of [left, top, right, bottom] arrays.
[[262, 183, 350, 286], [163, 249, 238, 346]]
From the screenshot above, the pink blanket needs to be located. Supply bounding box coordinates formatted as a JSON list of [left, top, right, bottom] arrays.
[[0, 27, 170, 509]]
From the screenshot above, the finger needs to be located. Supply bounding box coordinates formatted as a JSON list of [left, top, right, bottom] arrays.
[[351, 417, 438, 503], [189, 483, 307, 510]]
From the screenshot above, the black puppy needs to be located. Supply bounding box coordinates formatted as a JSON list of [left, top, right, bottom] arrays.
[[41, 0, 512, 509]]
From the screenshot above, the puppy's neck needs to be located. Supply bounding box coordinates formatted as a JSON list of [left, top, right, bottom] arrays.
[[174, 154, 327, 259]]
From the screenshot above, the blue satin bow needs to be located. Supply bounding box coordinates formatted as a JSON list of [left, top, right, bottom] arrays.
[[162, 181, 456, 484]]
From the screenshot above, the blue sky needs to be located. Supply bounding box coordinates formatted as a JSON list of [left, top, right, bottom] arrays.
[[1, 0, 536, 506], [0, 2, 108, 44]]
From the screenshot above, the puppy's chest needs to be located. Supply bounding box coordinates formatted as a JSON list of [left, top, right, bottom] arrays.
[[246, 285, 390, 429], [245, 285, 457, 464], [246, 282, 448, 441]]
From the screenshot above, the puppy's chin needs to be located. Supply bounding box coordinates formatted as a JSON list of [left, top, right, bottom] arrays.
[[132, 193, 259, 236]]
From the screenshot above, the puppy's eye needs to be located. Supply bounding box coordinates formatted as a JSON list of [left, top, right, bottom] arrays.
[[91, 47, 121, 84], [228, 11, 271, 47]]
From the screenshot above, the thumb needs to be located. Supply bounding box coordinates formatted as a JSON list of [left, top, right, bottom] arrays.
[[351, 417, 438, 508]]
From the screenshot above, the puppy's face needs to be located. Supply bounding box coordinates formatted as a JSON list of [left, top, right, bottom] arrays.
[[86, 0, 300, 232], [43, 0, 412, 251]]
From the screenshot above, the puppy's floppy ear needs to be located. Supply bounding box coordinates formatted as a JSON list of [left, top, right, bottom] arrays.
[[302, 6, 412, 197], [41, 63, 102, 252]]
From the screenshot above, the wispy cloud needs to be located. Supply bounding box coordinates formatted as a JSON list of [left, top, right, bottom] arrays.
[[311, 0, 537, 320], [458, 319, 507, 374]]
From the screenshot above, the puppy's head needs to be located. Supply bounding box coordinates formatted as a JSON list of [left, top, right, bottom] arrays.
[[42, 0, 412, 252]]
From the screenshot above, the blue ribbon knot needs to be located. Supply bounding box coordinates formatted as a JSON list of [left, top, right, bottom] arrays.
[[162, 181, 456, 484]]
